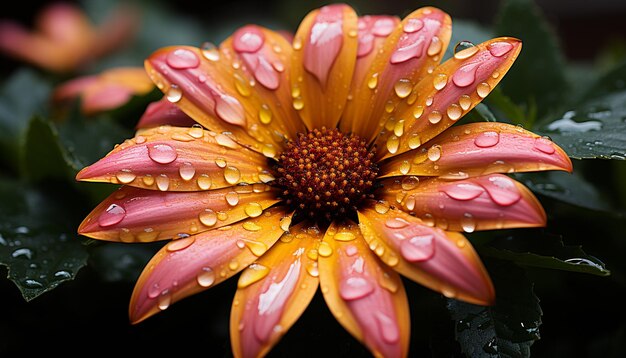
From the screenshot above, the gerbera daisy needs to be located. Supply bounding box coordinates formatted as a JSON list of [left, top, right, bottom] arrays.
[[76, 4, 572, 357]]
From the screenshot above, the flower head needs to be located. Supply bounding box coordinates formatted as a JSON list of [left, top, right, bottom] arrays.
[[0, 2, 138, 73], [77, 4, 572, 357]]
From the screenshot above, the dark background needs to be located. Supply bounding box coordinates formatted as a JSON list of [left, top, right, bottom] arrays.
[[1, 0, 626, 356]]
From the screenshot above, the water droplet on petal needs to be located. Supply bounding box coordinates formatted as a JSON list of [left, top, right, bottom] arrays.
[[243, 239, 267, 256], [403, 18, 423, 33], [156, 174, 170, 191], [368, 73, 379, 89], [401, 176, 419, 190], [476, 82, 491, 98], [413, 106, 424, 119], [148, 143, 177, 164], [452, 62, 479, 88], [461, 213, 476, 233], [166, 48, 200, 69], [199, 209, 217, 226], [116, 169, 136, 184], [244, 202, 263, 217], [197, 174, 212, 190], [428, 111, 442, 124], [166, 85, 182, 103], [158, 291, 171, 310], [334, 232, 356, 242], [453, 41, 478, 59], [534, 136, 556, 154], [447, 103, 463, 121], [189, 124, 204, 138], [238, 263, 270, 288], [488, 41, 514, 57], [259, 104, 272, 124], [166, 236, 195, 252], [375, 200, 390, 214], [318, 241, 333, 257], [400, 235, 435, 262], [408, 134, 421, 149], [442, 183, 484, 201], [433, 73, 448, 90], [386, 135, 399, 154], [459, 95, 472, 110], [474, 131, 500, 148], [385, 217, 409, 229], [99, 204, 126, 227], [225, 192, 239, 206], [427, 145, 442, 161], [427, 36, 442, 56], [394, 79, 412, 98], [375, 312, 400, 344], [340, 277, 375, 300], [201, 42, 220, 61], [224, 166, 241, 184], [197, 267, 215, 287], [179, 162, 196, 181]]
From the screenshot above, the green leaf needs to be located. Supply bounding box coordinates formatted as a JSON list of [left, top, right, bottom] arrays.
[[485, 87, 528, 125], [480, 230, 610, 276], [463, 103, 498, 123], [537, 91, 626, 160], [576, 60, 626, 102], [0, 69, 51, 170], [519, 171, 617, 213], [447, 261, 542, 358], [495, 0, 569, 121], [0, 178, 88, 301], [22, 116, 81, 181]]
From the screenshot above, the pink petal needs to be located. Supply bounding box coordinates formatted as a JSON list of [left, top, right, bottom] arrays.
[[136, 98, 197, 129]]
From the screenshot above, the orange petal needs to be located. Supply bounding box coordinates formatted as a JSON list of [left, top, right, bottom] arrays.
[[341, 7, 451, 141], [76, 126, 272, 191], [290, 4, 358, 130], [379, 122, 573, 179], [377, 174, 546, 232], [230, 221, 322, 358], [78, 185, 279, 242], [129, 207, 292, 323], [375, 37, 522, 160], [220, 25, 306, 141], [146, 43, 289, 158], [358, 204, 494, 305], [318, 221, 410, 358]]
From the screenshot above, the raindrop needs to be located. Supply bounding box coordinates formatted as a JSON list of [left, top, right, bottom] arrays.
[[156, 174, 170, 191], [461, 213, 476, 233], [244, 239, 267, 256], [318, 242, 333, 257], [199, 209, 217, 226], [237, 263, 270, 288], [401, 176, 419, 190], [53, 270, 72, 280], [225, 191, 240, 206], [428, 111, 442, 124], [427, 145, 442, 161], [413, 106, 424, 119], [386, 135, 400, 154], [368, 73, 379, 89], [179, 162, 196, 181], [533, 137, 556, 154], [243, 221, 262, 231], [400, 235, 435, 262], [427, 36, 442, 56], [12, 248, 34, 259], [453, 41, 478, 59], [394, 79, 413, 98], [259, 104, 273, 124], [399, 160, 410, 175], [459, 95, 472, 110], [188, 124, 204, 138], [403, 18, 424, 33], [442, 183, 484, 201], [375, 312, 400, 344], [433, 73, 448, 90], [166, 237, 195, 252], [201, 42, 220, 61], [224, 166, 241, 184], [476, 82, 491, 98], [280, 216, 292, 231], [375, 200, 390, 214], [197, 174, 212, 190], [116, 169, 136, 184], [447, 104, 463, 121], [488, 41, 513, 57], [148, 143, 177, 164], [408, 134, 421, 149], [197, 267, 216, 287], [474, 131, 500, 148], [166, 85, 182, 103], [244, 202, 263, 217], [334, 232, 356, 242], [452, 62, 479, 88], [166, 48, 200, 69], [340, 277, 375, 300], [99, 203, 126, 227], [385, 217, 409, 229], [292, 97, 304, 110]]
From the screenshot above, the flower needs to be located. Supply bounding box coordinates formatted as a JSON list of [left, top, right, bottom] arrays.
[[76, 4, 573, 357], [52, 67, 154, 115], [0, 2, 138, 73]]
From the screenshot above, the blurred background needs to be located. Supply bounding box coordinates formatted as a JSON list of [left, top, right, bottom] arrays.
[[1, 0, 625, 357]]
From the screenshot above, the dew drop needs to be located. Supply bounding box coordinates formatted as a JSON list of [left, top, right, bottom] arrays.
[[318, 241, 333, 257], [428, 111, 442, 124], [179, 162, 196, 181], [447, 103, 463, 121], [375, 312, 400, 344], [293, 37, 303, 50], [224, 166, 241, 184], [401, 175, 419, 190], [403, 18, 424, 33], [385, 217, 409, 229], [244, 239, 268, 256], [408, 134, 421, 149], [400, 235, 435, 262], [12, 248, 33, 259], [262, 144, 276, 158], [292, 97, 304, 110], [197, 267, 216, 287], [199, 209, 217, 226], [116, 169, 136, 184], [197, 174, 212, 190], [156, 174, 170, 191], [427, 145, 442, 162], [166, 85, 182, 103], [386, 135, 400, 154], [452, 62, 479, 88], [234, 73, 251, 97], [340, 277, 375, 300], [244, 202, 264, 218], [459, 95, 472, 110], [375, 200, 390, 214], [188, 124, 204, 138], [306, 262, 319, 277], [425, 96, 434, 106], [201, 42, 220, 61], [442, 183, 484, 201], [368, 73, 379, 89], [488, 41, 514, 57], [461, 213, 476, 233], [334, 232, 356, 242], [476, 82, 491, 98], [158, 291, 171, 310], [394, 78, 412, 98], [533, 136, 556, 154], [166, 236, 195, 252], [427, 36, 442, 56], [238, 263, 270, 288], [399, 160, 411, 175], [474, 131, 500, 148], [228, 260, 239, 271], [433, 73, 448, 90], [394, 120, 405, 137], [405, 195, 416, 210], [148, 143, 178, 164], [453, 41, 478, 59], [166, 48, 200, 69], [99, 204, 126, 227], [225, 192, 239, 206], [259, 104, 272, 124]]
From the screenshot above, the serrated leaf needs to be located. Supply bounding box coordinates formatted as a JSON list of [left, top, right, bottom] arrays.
[[22, 116, 81, 181], [519, 171, 617, 213], [537, 91, 626, 160], [447, 261, 542, 358], [0, 69, 51, 169], [480, 230, 610, 276], [495, 0, 569, 121], [0, 178, 88, 301]]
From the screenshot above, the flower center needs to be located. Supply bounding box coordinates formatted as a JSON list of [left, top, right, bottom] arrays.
[[275, 127, 378, 220]]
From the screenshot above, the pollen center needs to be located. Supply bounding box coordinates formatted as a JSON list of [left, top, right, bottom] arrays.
[[275, 127, 378, 220]]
